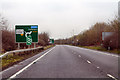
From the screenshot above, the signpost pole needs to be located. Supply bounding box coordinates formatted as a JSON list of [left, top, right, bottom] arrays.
[[28, 45, 30, 48], [18, 43, 20, 49], [0, 30, 2, 54], [34, 43, 36, 48], [0, 29, 2, 80]]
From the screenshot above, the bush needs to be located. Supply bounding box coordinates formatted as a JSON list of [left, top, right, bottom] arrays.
[[38, 32, 49, 46], [2, 30, 16, 51], [103, 32, 118, 50]]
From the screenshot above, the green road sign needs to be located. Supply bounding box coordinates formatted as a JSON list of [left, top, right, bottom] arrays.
[[15, 25, 38, 43], [49, 39, 54, 44]]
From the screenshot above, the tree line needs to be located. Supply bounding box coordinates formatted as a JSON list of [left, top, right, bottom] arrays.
[[55, 17, 120, 50]]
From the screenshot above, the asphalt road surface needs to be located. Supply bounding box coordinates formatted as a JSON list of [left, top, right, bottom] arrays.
[[1, 45, 119, 79]]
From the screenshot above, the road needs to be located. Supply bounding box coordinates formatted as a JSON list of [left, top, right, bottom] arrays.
[[1, 45, 119, 80]]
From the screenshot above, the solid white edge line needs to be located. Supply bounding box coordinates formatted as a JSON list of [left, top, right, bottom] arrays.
[[107, 74, 118, 80], [8, 46, 55, 79]]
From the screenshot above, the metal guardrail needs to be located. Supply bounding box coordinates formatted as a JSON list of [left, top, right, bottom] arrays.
[[0, 47, 44, 58]]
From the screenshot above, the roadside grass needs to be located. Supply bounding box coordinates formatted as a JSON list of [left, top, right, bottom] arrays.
[[2, 55, 24, 69], [107, 49, 120, 54], [2, 51, 38, 70], [0, 53, 4, 56], [44, 45, 54, 50], [82, 46, 106, 51], [78, 46, 120, 54], [1, 45, 54, 70]]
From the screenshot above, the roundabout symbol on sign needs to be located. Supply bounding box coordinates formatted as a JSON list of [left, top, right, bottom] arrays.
[[25, 31, 32, 45]]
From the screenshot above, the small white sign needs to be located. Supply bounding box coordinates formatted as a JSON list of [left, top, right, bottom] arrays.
[[16, 29, 24, 34]]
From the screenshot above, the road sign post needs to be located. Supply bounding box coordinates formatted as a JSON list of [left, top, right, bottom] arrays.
[[18, 43, 20, 49], [34, 43, 36, 48], [49, 39, 54, 44]]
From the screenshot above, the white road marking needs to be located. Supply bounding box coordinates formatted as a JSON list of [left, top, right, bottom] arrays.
[[2, 50, 49, 73], [73, 46, 119, 58], [8, 47, 55, 79], [97, 67, 100, 69], [87, 60, 91, 64], [107, 74, 118, 80], [78, 55, 81, 57]]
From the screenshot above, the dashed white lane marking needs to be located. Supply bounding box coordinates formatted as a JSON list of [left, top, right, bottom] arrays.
[[97, 66, 100, 69], [78, 55, 81, 57], [107, 74, 118, 80], [87, 60, 91, 64], [73, 46, 119, 58], [9, 47, 56, 79]]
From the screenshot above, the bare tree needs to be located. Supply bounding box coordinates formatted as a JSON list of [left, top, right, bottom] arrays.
[[38, 32, 49, 46], [55, 18, 119, 50], [0, 14, 16, 52], [0, 15, 8, 30]]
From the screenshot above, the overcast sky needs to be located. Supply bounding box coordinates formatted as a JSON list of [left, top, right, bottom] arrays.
[[0, 0, 119, 39]]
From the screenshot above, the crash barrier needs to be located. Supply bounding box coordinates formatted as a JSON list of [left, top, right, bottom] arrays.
[[0, 47, 44, 58]]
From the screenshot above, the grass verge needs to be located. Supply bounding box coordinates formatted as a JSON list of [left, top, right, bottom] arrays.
[[44, 45, 55, 50], [78, 45, 120, 54], [0, 53, 4, 56]]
